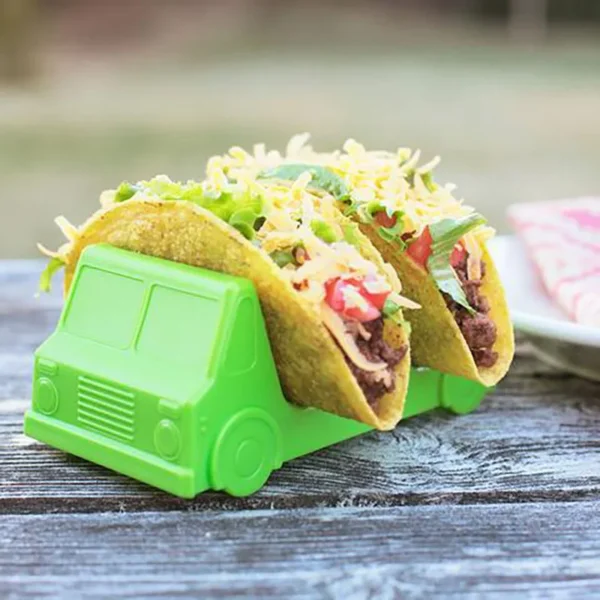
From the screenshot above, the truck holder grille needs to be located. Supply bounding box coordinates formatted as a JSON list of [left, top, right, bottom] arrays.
[[77, 375, 135, 442]]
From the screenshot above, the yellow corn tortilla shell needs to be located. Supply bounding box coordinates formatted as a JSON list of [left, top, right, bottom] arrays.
[[351, 219, 514, 387], [61, 199, 410, 430]]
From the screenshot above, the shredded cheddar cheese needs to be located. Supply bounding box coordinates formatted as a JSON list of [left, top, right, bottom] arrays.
[[213, 133, 496, 252], [463, 232, 483, 281], [342, 285, 371, 312], [54, 216, 79, 242], [388, 291, 421, 310]]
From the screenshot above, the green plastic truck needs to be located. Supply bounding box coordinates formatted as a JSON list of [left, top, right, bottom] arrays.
[[24, 244, 488, 498]]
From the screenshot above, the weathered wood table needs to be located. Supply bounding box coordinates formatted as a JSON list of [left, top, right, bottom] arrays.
[[1, 261, 600, 599]]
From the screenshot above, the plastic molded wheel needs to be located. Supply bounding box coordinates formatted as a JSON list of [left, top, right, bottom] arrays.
[[211, 408, 281, 497], [441, 374, 489, 415]]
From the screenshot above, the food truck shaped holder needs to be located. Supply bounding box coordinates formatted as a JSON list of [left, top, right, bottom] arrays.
[[24, 244, 489, 498]]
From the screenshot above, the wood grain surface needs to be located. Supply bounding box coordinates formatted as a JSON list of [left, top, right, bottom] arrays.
[[3, 503, 600, 599], [1, 262, 600, 599]]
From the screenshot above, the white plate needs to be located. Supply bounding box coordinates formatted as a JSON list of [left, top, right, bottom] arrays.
[[488, 235, 600, 381]]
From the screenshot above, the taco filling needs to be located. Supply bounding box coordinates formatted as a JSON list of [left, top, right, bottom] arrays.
[[343, 316, 407, 406], [398, 222, 498, 368], [244, 172, 416, 406], [40, 171, 418, 409], [262, 231, 411, 405], [444, 254, 497, 368], [210, 135, 501, 371]]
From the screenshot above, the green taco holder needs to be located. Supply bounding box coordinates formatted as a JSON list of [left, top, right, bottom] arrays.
[[24, 244, 489, 498]]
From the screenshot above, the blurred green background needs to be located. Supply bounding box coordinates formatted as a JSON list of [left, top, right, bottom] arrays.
[[1, 0, 599, 258]]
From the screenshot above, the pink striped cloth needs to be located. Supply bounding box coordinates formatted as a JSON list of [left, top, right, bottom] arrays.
[[508, 197, 600, 328]]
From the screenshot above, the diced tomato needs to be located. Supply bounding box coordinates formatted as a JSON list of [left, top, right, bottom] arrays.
[[324, 278, 347, 312], [324, 277, 383, 322], [359, 276, 390, 310], [450, 242, 466, 267], [343, 302, 381, 323], [407, 227, 467, 269], [406, 227, 433, 267], [332, 276, 390, 311], [374, 211, 397, 228]]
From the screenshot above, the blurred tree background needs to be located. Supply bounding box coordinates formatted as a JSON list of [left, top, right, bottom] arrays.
[[1, 0, 599, 257]]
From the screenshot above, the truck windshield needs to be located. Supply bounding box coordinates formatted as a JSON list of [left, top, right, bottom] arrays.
[[136, 284, 223, 371], [63, 266, 145, 350], [63, 267, 224, 372]]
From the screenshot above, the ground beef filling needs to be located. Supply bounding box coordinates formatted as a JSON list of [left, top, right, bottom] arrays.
[[444, 255, 498, 368], [342, 317, 408, 409]]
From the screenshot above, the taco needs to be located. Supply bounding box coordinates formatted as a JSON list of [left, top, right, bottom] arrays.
[[39, 173, 418, 430], [211, 135, 514, 386]]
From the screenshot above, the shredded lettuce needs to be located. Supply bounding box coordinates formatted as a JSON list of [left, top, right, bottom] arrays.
[[427, 213, 486, 314], [114, 181, 138, 203], [382, 297, 401, 316], [137, 175, 187, 200], [310, 219, 339, 243], [229, 208, 262, 240], [259, 164, 349, 201], [202, 190, 266, 240], [199, 190, 241, 222], [39, 257, 65, 293], [421, 171, 436, 193], [366, 200, 384, 217], [341, 222, 361, 247], [269, 250, 294, 268], [355, 204, 374, 224], [353, 206, 407, 249], [343, 204, 358, 217], [382, 297, 405, 327], [118, 176, 267, 240], [376, 215, 406, 249]]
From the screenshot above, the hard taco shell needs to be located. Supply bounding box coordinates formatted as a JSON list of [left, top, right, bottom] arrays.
[[348, 219, 514, 387], [61, 199, 410, 429]]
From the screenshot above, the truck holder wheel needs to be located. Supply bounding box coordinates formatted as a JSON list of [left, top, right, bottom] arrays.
[[210, 408, 282, 497]]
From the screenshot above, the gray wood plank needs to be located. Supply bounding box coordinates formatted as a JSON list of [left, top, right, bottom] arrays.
[[2, 351, 600, 513], [2, 502, 600, 599], [0, 260, 62, 313]]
